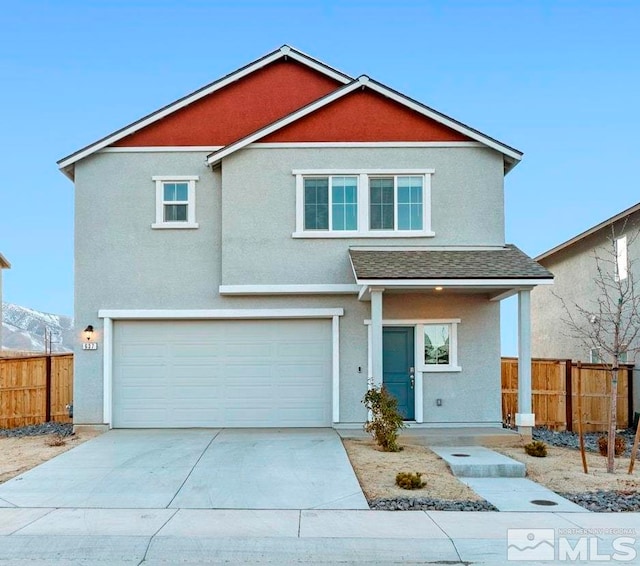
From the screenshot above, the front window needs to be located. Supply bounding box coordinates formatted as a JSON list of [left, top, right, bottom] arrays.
[[293, 169, 433, 238], [152, 175, 199, 229], [423, 324, 450, 365]]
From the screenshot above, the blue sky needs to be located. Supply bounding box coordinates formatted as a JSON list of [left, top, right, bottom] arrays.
[[0, 0, 638, 355]]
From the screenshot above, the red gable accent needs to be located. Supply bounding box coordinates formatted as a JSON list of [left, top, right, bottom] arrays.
[[262, 89, 471, 143], [113, 59, 342, 147]]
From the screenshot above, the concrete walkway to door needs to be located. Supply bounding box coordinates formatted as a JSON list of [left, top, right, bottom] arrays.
[[0, 429, 368, 510]]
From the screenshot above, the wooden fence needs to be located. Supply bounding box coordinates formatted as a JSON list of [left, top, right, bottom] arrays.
[[0, 354, 73, 429], [502, 357, 633, 432]]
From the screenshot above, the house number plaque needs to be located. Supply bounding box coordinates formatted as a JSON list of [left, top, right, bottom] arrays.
[[82, 343, 98, 350]]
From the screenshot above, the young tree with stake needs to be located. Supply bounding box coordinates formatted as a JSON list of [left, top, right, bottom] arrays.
[[557, 224, 640, 473]]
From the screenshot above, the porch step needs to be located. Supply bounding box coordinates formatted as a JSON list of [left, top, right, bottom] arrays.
[[431, 446, 526, 478]]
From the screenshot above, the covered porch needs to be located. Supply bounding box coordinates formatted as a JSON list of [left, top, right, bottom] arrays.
[[349, 245, 554, 434]]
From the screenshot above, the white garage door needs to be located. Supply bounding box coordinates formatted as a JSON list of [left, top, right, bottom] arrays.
[[112, 319, 332, 428]]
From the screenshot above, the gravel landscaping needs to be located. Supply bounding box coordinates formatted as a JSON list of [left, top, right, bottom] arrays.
[[0, 422, 74, 438], [559, 490, 640, 512], [533, 426, 638, 458], [370, 497, 497, 511]]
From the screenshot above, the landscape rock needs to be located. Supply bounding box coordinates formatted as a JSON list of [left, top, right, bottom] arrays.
[[0, 422, 73, 438]]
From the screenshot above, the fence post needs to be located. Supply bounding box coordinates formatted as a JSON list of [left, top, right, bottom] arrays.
[[627, 365, 634, 429], [45, 355, 52, 422], [565, 360, 573, 432]]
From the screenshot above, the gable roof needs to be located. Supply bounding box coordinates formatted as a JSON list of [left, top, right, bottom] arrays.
[[536, 201, 640, 263], [0, 253, 10, 269], [57, 45, 353, 179], [207, 75, 522, 172], [349, 245, 552, 281]]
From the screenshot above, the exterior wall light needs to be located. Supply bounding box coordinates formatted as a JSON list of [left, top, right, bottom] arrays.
[[435, 287, 443, 291], [83, 325, 95, 341]]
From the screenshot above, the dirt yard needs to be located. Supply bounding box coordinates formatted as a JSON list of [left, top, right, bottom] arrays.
[[343, 436, 640, 501], [0, 431, 101, 484]]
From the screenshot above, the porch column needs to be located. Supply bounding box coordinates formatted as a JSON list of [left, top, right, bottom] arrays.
[[371, 287, 384, 388], [516, 289, 535, 436]]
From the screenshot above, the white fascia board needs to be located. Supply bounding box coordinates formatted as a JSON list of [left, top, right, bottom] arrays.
[[97, 308, 344, 320], [207, 80, 362, 165], [355, 278, 554, 287], [218, 284, 360, 295], [57, 45, 352, 171], [102, 146, 223, 153], [251, 142, 484, 149], [364, 79, 523, 163], [0, 253, 10, 269]]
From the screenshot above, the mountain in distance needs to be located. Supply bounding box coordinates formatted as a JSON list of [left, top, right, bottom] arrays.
[[1, 302, 74, 353]]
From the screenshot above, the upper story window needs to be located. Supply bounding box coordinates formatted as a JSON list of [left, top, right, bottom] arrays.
[[615, 235, 628, 281], [304, 176, 358, 231], [152, 175, 199, 229], [293, 169, 434, 238]]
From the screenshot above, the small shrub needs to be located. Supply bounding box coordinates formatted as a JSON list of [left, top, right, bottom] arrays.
[[395, 471, 426, 490], [524, 440, 548, 457], [45, 434, 66, 447], [362, 385, 405, 452], [597, 435, 627, 457]]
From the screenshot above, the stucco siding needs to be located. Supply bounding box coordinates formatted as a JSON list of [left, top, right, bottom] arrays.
[[532, 220, 640, 413], [221, 147, 505, 285], [73, 149, 504, 426], [0, 269, 3, 350], [385, 293, 501, 425]]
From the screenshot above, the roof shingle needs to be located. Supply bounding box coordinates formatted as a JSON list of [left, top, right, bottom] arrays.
[[349, 245, 553, 280]]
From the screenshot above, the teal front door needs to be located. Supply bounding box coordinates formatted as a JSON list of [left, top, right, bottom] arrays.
[[382, 327, 415, 420]]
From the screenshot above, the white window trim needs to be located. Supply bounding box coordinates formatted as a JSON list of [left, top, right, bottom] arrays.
[[293, 169, 434, 238], [615, 235, 628, 281], [589, 348, 601, 363], [151, 175, 199, 229]]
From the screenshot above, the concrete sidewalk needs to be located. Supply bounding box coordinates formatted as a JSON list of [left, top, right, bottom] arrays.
[[0, 508, 638, 564]]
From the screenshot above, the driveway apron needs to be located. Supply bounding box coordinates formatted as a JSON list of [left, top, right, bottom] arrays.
[[0, 429, 368, 510]]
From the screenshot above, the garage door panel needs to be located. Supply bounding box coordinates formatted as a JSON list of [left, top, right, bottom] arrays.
[[112, 319, 332, 428]]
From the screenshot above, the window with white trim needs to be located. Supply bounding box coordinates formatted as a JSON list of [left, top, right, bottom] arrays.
[[293, 169, 434, 238], [417, 319, 460, 372], [589, 348, 601, 363], [615, 235, 628, 281], [370, 176, 424, 231], [152, 175, 199, 229], [304, 176, 358, 231]]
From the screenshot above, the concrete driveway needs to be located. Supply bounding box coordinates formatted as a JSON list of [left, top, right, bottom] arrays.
[[0, 429, 368, 510]]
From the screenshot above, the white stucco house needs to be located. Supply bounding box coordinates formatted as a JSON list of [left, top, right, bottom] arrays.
[[0, 253, 10, 352], [58, 46, 552, 432]]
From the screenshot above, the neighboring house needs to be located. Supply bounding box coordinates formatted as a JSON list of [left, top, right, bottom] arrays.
[[532, 202, 640, 413], [58, 46, 552, 431], [0, 253, 10, 351]]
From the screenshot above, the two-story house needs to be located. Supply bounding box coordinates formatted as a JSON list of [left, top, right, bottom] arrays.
[[58, 46, 552, 432], [532, 202, 640, 413]]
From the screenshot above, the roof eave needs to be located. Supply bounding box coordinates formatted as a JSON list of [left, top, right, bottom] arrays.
[[536, 201, 640, 263], [0, 253, 11, 269]]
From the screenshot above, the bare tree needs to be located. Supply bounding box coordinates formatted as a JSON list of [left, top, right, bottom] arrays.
[[556, 222, 640, 473]]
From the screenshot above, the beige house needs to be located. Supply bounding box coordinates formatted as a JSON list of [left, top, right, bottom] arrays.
[[0, 253, 10, 351], [531, 202, 640, 412]]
